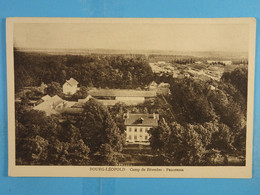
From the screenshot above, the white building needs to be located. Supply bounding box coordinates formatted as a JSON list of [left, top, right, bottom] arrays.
[[124, 113, 159, 144], [63, 78, 79, 95]]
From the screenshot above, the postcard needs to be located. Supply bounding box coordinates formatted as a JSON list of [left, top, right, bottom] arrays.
[[6, 17, 256, 178]]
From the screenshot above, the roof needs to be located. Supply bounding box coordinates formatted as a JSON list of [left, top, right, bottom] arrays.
[[50, 95, 64, 108], [33, 95, 64, 115], [72, 95, 92, 108], [65, 78, 78, 87], [158, 82, 170, 88], [34, 95, 63, 109], [41, 95, 51, 101], [149, 81, 158, 87], [88, 89, 156, 97], [124, 113, 159, 126]]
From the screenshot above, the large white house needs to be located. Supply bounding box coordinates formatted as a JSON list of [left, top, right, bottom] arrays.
[[63, 78, 79, 95], [124, 113, 159, 144]]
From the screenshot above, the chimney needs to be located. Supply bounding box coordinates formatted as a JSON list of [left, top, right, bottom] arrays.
[[153, 112, 156, 119], [138, 117, 144, 123], [124, 111, 130, 119]]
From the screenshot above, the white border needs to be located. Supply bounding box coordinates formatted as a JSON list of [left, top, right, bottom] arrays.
[[6, 17, 256, 178]]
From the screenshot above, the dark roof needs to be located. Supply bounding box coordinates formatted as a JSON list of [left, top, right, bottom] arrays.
[[88, 89, 156, 97], [124, 113, 159, 126]]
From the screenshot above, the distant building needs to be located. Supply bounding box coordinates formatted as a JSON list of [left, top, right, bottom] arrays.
[[157, 82, 170, 95], [88, 89, 156, 106], [207, 60, 232, 66], [63, 78, 79, 95], [148, 81, 170, 95], [157, 61, 166, 65], [148, 81, 158, 90], [124, 113, 159, 144]]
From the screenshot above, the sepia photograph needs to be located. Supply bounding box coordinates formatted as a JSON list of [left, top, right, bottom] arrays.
[[6, 18, 256, 178]]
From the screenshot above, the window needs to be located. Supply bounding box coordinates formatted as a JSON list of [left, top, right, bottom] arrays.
[[128, 135, 131, 140], [140, 128, 142, 132], [145, 136, 148, 140], [134, 136, 137, 140], [135, 128, 137, 132], [128, 128, 131, 132]]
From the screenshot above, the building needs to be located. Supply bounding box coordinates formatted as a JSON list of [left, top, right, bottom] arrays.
[[207, 60, 232, 66], [148, 81, 170, 95], [124, 113, 159, 144], [63, 78, 79, 95], [157, 82, 170, 95], [41, 94, 51, 101], [88, 89, 156, 106], [148, 81, 158, 91], [33, 95, 65, 116], [39, 82, 48, 94], [33, 94, 92, 115]]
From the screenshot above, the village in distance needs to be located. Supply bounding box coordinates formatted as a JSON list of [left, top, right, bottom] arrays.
[[14, 48, 248, 166]]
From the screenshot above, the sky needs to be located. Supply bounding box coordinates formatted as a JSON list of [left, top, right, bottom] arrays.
[[13, 22, 250, 52]]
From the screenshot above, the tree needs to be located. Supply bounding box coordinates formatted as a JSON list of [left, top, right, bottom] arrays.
[[71, 86, 89, 100], [150, 117, 171, 153], [169, 77, 216, 124], [98, 144, 118, 165], [75, 99, 124, 164], [150, 121, 206, 166], [221, 67, 248, 100], [16, 135, 49, 165], [108, 102, 128, 133], [211, 123, 234, 153], [46, 82, 63, 97], [169, 123, 205, 166]]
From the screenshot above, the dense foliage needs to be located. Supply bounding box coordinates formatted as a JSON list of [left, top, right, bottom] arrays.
[[149, 66, 247, 165], [14, 50, 153, 92], [14, 50, 248, 166], [16, 99, 125, 165]]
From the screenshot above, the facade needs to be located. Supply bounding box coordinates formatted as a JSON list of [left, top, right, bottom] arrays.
[[124, 113, 159, 144], [63, 77, 79, 95]]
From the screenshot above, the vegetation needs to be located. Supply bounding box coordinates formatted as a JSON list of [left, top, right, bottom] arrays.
[[148, 66, 247, 166], [14, 50, 153, 92], [15, 50, 248, 166]]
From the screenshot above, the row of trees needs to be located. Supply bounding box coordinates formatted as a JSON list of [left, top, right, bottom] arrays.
[[14, 50, 153, 92]]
